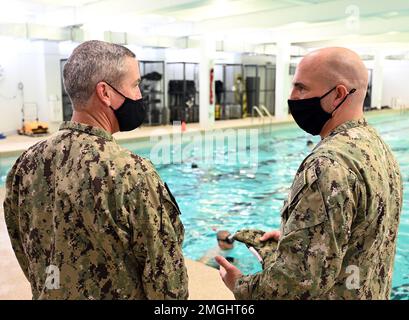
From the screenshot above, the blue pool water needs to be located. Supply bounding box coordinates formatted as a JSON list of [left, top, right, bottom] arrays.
[[1, 111, 408, 299]]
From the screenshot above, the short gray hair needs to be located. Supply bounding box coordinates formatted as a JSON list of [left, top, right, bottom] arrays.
[[63, 40, 136, 109]]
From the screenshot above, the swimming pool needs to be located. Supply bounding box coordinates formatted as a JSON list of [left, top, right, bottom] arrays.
[[1, 110, 408, 299]]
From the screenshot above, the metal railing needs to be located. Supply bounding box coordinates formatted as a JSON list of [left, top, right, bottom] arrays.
[[251, 106, 265, 126], [260, 105, 273, 118], [260, 105, 274, 126], [399, 103, 409, 115]]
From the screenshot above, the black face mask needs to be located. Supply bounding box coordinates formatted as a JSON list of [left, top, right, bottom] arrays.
[[105, 82, 146, 132], [288, 86, 356, 136]]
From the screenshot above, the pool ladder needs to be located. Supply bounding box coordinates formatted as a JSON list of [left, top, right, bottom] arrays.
[[399, 104, 409, 115], [251, 106, 274, 132]]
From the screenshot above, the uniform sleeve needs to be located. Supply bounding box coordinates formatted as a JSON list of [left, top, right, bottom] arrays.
[[233, 157, 362, 299], [129, 170, 188, 300], [3, 160, 31, 281]]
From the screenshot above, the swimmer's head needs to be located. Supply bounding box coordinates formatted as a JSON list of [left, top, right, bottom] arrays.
[[217, 230, 234, 250]]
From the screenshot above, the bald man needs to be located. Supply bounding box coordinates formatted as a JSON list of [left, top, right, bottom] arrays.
[[216, 47, 403, 300]]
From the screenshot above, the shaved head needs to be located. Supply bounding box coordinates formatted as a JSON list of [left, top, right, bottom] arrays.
[[293, 47, 368, 106], [306, 47, 367, 93], [290, 47, 369, 137]]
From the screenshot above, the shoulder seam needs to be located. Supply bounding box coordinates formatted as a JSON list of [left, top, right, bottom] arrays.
[[305, 154, 362, 184]]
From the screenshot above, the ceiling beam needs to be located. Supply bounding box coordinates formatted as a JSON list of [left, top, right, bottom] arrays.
[[266, 15, 409, 44], [298, 32, 409, 50], [0, 23, 74, 41], [190, 0, 409, 34]]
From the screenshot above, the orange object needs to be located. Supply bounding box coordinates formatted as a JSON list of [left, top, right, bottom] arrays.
[[181, 121, 187, 132], [209, 68, 214, 104], [18, 121, 49, 136]]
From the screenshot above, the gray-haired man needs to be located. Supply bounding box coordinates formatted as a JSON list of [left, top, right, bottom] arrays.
[[4, 40, 188, 300]]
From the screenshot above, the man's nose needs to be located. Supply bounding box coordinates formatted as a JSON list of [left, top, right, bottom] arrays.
[[134, 86, 142, 100], [289, 88, 299, 100]]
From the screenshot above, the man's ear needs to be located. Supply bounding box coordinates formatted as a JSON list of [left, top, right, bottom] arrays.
[[95, 82, 111, 107], [334, 85, 349, 106]]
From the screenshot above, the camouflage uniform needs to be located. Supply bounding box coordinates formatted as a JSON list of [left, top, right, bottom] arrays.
[[234, 118, 403, 300], [3, 121, 188, 300], [233, 229, 278, 269]]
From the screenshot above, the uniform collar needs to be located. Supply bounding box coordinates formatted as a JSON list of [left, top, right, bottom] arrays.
[[327, 117, 367, 138], [59, 121, 114, 141], [312, 118, 367, 151]]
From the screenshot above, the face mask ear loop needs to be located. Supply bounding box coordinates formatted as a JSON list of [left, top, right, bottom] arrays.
[[331, 88, 357, 115], [105, 81, 127, 112], [104, 81, 127, 99], [319, 86, 337, 100]]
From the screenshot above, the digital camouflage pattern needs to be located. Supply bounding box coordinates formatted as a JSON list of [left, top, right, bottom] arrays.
[[3, 121, 188, 300], [234, 118, 403, 300], [233, 229, 278, 269]]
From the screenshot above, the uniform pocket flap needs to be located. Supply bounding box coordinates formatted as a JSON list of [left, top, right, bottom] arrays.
[[283, 182, 327, 236]]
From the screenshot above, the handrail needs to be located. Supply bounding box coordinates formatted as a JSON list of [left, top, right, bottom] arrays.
[[260, 105, 274, 127], [400, 103, 408, 114], [260, 105, 273, 118], [252, 106, 265, 118], [251, 105, 268, 131]]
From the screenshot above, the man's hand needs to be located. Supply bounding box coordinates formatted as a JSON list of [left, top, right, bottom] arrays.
[[215, 256, 243, 292], [259, 230, 281, 242]]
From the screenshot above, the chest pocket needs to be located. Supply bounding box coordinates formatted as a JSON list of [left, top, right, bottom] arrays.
[[280, 166, 327, 236], [280, 169, 308, 220]]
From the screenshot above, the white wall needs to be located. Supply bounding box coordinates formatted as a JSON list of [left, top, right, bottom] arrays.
[[382, 59, 409, 108], [0, 38, 44, 134], [0, 38, 64, 135], [44, 42, 64, 124], [126, 45, 166, 61], [241, 54, 275, 65]]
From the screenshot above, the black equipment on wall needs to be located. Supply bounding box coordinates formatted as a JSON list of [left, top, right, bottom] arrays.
[[215, 80, 224, 105], [214, 63, 244, 120], [244, 63, 276, 117], [139, 61, 166, 126], [168, 80, 198, 123], [246, 76, 260, 115], [166, 62, 199, 124]]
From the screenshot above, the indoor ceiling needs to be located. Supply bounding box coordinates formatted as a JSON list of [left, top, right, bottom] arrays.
[[1, 0, 409, 49]]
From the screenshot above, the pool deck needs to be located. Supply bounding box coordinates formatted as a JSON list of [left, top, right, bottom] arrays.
[[0, 188, 234, 300], [1, 109, 403, 157]]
